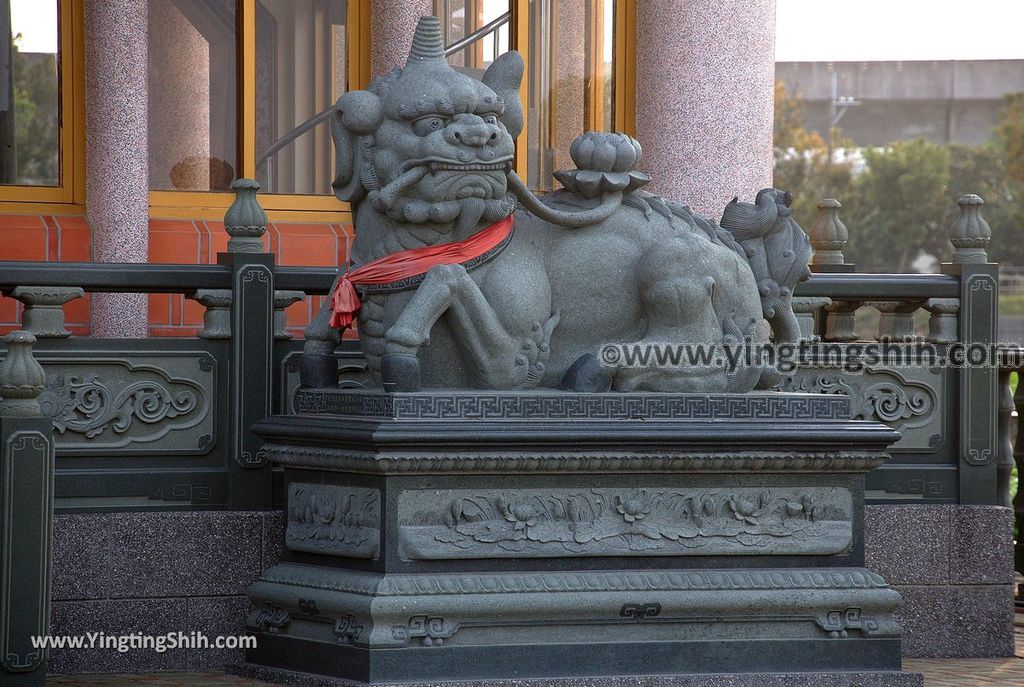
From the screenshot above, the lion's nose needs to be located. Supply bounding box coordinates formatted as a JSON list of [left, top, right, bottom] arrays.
[[446, 122, 498, 148]]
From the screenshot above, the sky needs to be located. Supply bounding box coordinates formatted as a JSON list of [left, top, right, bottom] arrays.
[[9, 0, 1024, 61], [10, 1, 57, 53], [776, 0, 1024, 61]]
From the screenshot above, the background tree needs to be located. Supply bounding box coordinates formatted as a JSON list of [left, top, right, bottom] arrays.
[[847, 139, 951, 272], [11, 35, 58, 185], [774, 83, 1024, 273], [772, 83, 856, 225]]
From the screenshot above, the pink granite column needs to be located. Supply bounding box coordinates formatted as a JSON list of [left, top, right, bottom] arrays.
[[85, 0, 149, 337], [370, 0, 433, 78], [635, 0, 776, 216], [552, 0, 587, 174]]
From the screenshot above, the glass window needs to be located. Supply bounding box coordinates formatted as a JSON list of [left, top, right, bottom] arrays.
[[147, 0, 237, 192], [527, 0, 615, 191], [435, 0, 510, 71], [1, 0, 60, 186], [255, 0, 348, 195]]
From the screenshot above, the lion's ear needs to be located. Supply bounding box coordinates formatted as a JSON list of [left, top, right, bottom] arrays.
[[482, 51, 524, 138], [331, 89, 382, 202]]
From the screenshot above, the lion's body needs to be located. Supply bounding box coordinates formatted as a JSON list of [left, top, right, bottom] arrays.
[[308, 16, 809, 392]]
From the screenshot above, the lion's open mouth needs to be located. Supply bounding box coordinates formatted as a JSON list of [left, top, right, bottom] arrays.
[[399, 156, 514, 175], [429, 161, 510, 173]]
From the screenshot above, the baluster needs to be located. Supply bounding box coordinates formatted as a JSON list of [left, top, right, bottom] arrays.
[[924, 298, 959, 344], [809, 198, 854, 272], [188, 289, 233, 339], [791, 297, 831, 341], [4, 286, 84, 338], [273, 291, 306, 340], [189, 288, 306, 341], [997, 360, 1014, 508], [870, 300, 922, 342], [1014, 362, 1024, 574], [823, 300, 861, 342]]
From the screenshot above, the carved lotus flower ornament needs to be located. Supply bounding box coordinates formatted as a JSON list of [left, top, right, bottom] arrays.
[[497, 497, 538, 529], [554, 132, 651, 199], [614, 491, 653, 523]]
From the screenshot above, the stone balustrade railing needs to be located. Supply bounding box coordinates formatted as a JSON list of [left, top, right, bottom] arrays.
[[0, 186, 1005, 511]]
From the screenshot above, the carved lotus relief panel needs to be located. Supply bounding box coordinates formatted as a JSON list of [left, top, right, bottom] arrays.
[[398, 487, 853, 560], [286, 484, 381, 559]]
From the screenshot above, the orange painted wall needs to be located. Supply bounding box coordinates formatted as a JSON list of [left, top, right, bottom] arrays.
[[0, 214, 353, 338]]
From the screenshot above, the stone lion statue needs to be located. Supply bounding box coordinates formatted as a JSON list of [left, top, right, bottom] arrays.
[[303, 16, 810, 393]]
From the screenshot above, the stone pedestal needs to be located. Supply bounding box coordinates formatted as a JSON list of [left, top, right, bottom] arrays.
[[237, 390, 919, 685]]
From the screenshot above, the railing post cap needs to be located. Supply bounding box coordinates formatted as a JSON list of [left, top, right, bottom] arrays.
[[0, 329, 46, 417], [232, 178, 261, 192], [4, 330, 36, 346], [225, 178, 269, 254], [949, 191, 990, 264]]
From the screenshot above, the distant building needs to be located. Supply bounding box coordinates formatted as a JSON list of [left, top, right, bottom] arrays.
[[775, 59, 1024, 146]]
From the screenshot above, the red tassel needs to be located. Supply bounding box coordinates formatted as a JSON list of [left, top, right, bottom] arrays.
[[327, 214, 514, 330], [329, 276, 361, 329]]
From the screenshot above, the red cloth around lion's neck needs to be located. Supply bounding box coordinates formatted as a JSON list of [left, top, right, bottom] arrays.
[[329, 214, 515, 329]]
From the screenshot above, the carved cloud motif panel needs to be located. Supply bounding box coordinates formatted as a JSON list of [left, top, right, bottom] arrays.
[[17, 351, 217, 455], [398, 487, 852, 560], [778, 365, 944, 452]]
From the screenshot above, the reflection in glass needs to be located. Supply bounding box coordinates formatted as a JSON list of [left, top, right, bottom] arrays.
[[528, 0, 615, 191], [434, 0, 510, 73], [255, 0, 348, 196], [148, 0, 237, 192], [0, 0, 59, 186]]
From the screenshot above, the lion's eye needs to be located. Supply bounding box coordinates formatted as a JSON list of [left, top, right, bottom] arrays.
[[483, 114, 498, 125], [412, 116, 447, 137]]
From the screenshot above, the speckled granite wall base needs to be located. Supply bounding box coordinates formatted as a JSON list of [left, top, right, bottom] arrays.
[[242, 390, 912, 683], [46, 511, 283, 675], [864, 504, 1015, 658]]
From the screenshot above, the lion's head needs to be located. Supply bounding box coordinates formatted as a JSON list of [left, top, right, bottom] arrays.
[[330, 16, 523, 226]]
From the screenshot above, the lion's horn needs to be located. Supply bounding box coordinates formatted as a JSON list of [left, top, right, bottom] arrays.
[[407, 16, 445, 65]]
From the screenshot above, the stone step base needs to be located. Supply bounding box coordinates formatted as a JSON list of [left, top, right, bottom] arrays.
[[230, 663, 924, 687]]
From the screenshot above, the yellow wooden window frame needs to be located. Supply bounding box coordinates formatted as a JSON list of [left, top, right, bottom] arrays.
[[0, 0, 86, 214], [613, 0, 636, 137], [148, 0, 369, 223]]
